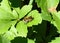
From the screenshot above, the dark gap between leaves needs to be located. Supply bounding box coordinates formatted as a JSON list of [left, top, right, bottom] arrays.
[[56, 2, 60, 11], [32, 0, 41, 13]]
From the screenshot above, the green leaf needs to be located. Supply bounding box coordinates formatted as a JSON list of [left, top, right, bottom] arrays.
[[35, 0, 59, 21], [12, 9, 19, 19], [0, 20, 11, 34], [28, 39, 35, 43], [26, 10, 42, 27], [3, 31, 15, 40], [29, 0, 34, 5], [3, 26, 17, 40], [16, 21, 28, 37], [47, 0, 59, 9], [0, 35, 11, 43], [13, 7, 20, 17], [35, 0, 59, 10], [19, 5, 32, 19], [35, 0, 48, 13], [0, 20, 16, 34], [41, 10, 52, 21], [49, 37, 60, 43], [0, 1, 18, 34], [0, 0, 11, 12], [0, 0, 18, 34], [35, 0, 52, 21], [51, 11, 60, 33], [10, 26, 18, 36], [0, 7, 18, 20]]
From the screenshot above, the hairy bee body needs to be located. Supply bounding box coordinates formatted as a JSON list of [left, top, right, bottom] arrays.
[[23, 16, 33, 23]]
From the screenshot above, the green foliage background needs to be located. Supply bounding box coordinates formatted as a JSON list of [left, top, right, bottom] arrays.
[[0, 0, 60, 43]]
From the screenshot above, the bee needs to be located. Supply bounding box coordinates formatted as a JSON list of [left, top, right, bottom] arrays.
[[23, 16, 33, 23]]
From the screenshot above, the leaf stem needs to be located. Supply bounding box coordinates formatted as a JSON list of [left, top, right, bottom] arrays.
[[29, 0, 33, 5]]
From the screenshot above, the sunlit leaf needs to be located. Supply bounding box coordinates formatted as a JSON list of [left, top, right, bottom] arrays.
[[0, 7, 18, 20], [3, 31, 15, 40], [35, 0, 59, 11], [16, 21, 28, 37], [49, 37, 60, 43], [28, 39, 35, 43], [19, 5, 32, 19], [12, 9, 18, 19], [0, 20, 16, 34], [0, 35, 11, 43], [3, 26, 17, 40], [0, 0, 11, 12], [35, 0, 59, 21], [51, 11, 60, 33], [0, 20, 11, 34], [47, 0, 59, 9], [41, 10, 52, 21], [35, 0, 52, 21], [13, 7, 20, 17], [10, 26, 18, 36], [26, 10, 42, 27]]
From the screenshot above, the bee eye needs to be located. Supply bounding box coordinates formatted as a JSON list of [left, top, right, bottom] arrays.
[[23, 16, 33, 23]]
